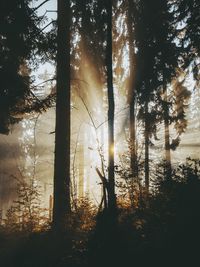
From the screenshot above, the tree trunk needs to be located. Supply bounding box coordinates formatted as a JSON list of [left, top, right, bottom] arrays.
[[106, 0, 116, 213], [78, 142, 84, 198], [144, 101, 149, 193], [163, 84, 172, 179], [127, 0, 138, 202], [53, 0, 71, 233]]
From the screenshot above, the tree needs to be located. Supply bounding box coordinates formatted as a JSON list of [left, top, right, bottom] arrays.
[[0, 0, 47, 134], [132, 0, 193, 187], [175, 0, 200, 77], [133, 0, 159, 193], [127, 0, 138, 193], [73, 0, 117, 212], [150, 0, 193, 178], [105, 0, 117, 213], [52, 0, 71, 232]]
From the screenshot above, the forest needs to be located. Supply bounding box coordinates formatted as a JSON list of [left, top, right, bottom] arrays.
[[0, 0, 199, 266]]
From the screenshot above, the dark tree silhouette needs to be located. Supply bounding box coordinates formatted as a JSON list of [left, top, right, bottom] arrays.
[[106, 0, 117, 213], [52, 0, 71, 233], [133, 0, 158, 192], [0, 0, 45, 134], [131, 0, 193, 187], [127, 0, 138, 190]]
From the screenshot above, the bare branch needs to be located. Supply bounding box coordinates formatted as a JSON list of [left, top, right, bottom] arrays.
[[30, 78, 55, 90], [46, 10, 57, 13], [95, 167, 108, 189], [40, 20, 55, 33], [33, 0, 50, 12], [79, 95, 97, 130]]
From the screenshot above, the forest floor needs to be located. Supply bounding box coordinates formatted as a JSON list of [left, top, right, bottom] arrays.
[[1, 174, 200, 267], [0, 208, 199, 267]]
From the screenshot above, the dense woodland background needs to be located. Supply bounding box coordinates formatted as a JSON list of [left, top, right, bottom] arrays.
[[0, 0, 199, 266]]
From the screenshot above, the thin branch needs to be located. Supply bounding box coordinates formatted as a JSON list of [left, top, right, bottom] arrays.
[[79, 95, 97, 130], [33, 0, 50, 12], [46, 10, 57, 13], [96, 106, 129, 129], [39, 20, 55, 33], [96, 167, 108, 210], [32, 114, 40, 181], [71, 124, 82, 209], [95, 167, 108, 189], [30, 78, 55, 90]]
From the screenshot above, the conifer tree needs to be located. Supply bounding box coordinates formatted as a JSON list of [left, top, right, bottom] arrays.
[[0, 0, 46, 134]]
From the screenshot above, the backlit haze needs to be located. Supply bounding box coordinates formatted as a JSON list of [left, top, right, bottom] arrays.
[[0, 0, 199, 216]]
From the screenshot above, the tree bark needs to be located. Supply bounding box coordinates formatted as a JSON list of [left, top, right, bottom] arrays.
[[106, 0, 116, 213], [127, 0, 138, 198], [78, 142, 84, 198], [144, 101, 149, 193], [53, 0, 71, 233], [163, 84, 172, 179]]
